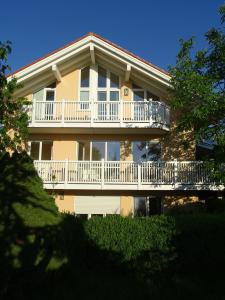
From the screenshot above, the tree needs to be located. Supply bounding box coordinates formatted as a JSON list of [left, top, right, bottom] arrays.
[[0, 41, 29, 152], [169, 4, 225, 181]]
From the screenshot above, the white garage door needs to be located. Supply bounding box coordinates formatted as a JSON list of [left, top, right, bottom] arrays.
[[75, 196, 120, 215]]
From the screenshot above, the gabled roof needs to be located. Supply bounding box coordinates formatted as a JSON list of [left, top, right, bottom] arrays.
[[8, 32, 171, 90]]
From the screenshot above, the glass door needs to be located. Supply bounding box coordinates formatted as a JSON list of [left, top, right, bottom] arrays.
[[97, 66, 120, 121]]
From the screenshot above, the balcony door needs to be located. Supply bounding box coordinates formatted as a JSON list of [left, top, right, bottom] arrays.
[[33, 83, 56, 121], [97, 66, 120, 121]]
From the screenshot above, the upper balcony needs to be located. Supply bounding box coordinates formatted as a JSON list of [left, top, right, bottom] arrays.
[[28, 100, 170, 134]]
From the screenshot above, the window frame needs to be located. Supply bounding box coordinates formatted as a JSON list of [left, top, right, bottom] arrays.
[[97, 66, 120, 102], [77, 141, 121, 161], [28, 140, 53, 160], [79, 66, 91, 110]]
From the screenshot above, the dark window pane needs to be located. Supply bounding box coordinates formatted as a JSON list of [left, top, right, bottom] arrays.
[[147, 91, 160, 102], [147, 142, 161, 161], [132, 141, 161, 161], [81, 67, 90, 88], [41, 142, 53, 160], [46, 90, 55, 101], [134, 197, 147, 216], [133, 90, 144, 101], [132, 142, 146, 162], [98, 66, 107, 87], [30, 142, 40, 160], [110, 91, 119, 101], [98, 91, 107, 101], [110, 73, 119, 88], [107, 142, 120, 161], [78, 141, 90, 161], [92, 142, 105, 160]]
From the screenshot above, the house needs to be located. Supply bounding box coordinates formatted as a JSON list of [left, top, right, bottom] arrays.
[[8, 33, 222, 217]]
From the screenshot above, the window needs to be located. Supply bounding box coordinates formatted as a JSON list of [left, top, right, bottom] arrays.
[[80, 66, 90, 109], [132, 83, 160, 102], [132, 141, 161, 161], [29, 141, 53, 160], [97, 66, 120, 102], [92, 141, 105, 161], [97, 66, 120, 120], [78, 141, 90, 161], [134, 196, 162, 217], [78, 141, 120, 161]]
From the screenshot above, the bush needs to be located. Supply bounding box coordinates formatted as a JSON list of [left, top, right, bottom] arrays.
[[84, 215, 177, 277]]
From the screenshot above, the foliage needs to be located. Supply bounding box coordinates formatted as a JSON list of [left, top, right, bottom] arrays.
[[169, 4, 225, 180], [0, 42, 29, 152], [84, 215, 176, 276]]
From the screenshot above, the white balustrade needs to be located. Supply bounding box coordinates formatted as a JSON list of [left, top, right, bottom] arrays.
[[33, 160, 215, 188], [29, 100, 170, 127]]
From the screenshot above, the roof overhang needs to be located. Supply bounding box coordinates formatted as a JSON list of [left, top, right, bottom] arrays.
[[8, 33, 171, 95]]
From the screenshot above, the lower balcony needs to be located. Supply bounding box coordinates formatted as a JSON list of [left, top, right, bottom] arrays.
[[33, 160, 222, 191], [28, 100, 170, 134]]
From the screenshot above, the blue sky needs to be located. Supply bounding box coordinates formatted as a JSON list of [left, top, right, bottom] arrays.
[[1, 0, 224, 73]]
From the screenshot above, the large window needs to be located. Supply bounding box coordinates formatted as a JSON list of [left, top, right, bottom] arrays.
[[132, 141, 161, 161], [78, 141, 120, 161], [80, 66, 90, 109], [134, 196, 162, 217], [97, 66, 120, 102], [132, 83, 160, 102], [29, 141, 53, 160]]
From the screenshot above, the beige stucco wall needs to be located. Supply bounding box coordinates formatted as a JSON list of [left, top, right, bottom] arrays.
[[55, 194, 74, 214], [56, 69, 79, 101], [52, 140, 76, 160], [120, 196, 133, 216]]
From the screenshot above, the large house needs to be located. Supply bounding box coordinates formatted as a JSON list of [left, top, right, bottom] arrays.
[[9, 33, 220, 217]]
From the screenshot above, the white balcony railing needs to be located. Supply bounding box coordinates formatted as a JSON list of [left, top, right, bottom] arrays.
[[28, 100, 170, 129], [33, 160, 220, 191]]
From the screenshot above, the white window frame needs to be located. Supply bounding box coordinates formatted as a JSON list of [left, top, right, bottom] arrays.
[[79, 66, 91, 110], [44, 87, 56, 101], [77, 141, 121, 161], [28, 140, 53, 160], [97, 66, 120, 102], [132, 84, 160, 102]]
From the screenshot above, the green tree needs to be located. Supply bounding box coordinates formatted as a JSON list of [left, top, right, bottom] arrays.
[[0, 41, 29, 152], [169, 4, 225, 180]]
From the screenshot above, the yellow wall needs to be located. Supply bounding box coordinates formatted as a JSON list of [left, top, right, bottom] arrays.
[[55, 194, 74, 214], [56, 69, 79, 101], [120, 196, 133, 216]]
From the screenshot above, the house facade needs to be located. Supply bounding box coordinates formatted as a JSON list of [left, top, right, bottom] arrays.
[[9, 33, 219, 217]]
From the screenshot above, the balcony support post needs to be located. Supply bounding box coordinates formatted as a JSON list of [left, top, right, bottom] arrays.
[[120, 101, 123, 127], [32, 99, 36, 125], [138, 163, 141, 190], [90, 99, 94, 126], [62, 100, 65, 125], [64, 159, 69, 188], [101, 158, 105, 189], [174, 159, 178, 188], [149, 100, 153, 126]]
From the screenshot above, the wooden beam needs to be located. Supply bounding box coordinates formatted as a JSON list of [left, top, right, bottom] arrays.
[[52, 64, 62, 82], [125, 64, 131, 82], [90, 44, 95, 64]]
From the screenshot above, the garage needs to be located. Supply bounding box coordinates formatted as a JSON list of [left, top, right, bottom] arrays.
[[75, 196, 120, 215]]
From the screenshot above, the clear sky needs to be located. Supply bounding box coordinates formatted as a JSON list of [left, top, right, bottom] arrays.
[[1, 0, 224, 73]]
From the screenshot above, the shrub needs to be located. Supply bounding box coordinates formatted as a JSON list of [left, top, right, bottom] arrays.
[[84, 215, 177, 277]]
